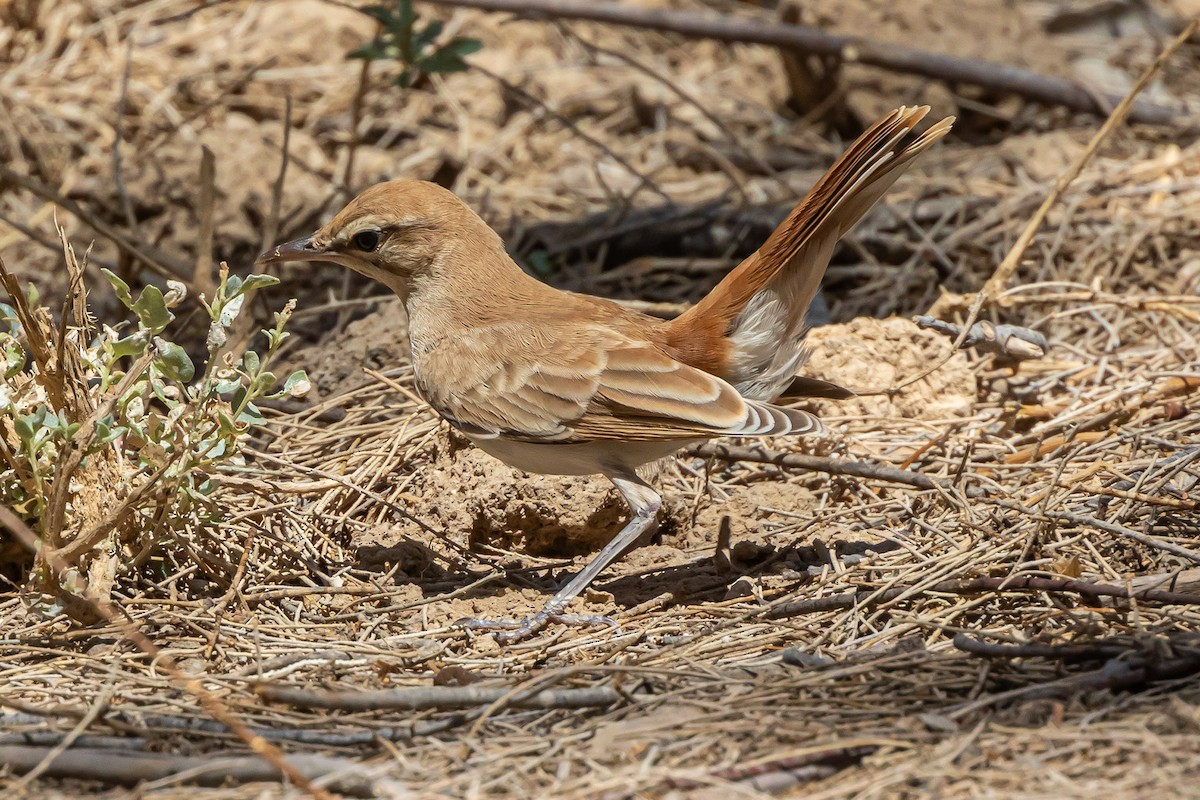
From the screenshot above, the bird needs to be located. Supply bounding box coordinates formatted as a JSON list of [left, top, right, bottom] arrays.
[[258, 106, 953, 642]]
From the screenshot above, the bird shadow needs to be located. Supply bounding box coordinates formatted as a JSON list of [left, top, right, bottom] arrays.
[[596, 532, 905, 609], [353, 517, 905, 611]]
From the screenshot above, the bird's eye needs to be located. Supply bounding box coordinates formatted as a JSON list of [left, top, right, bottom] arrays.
[[350, 230, 381, 252]]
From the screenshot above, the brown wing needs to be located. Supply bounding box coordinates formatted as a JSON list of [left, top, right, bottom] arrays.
[[421, 324, 821, 444]]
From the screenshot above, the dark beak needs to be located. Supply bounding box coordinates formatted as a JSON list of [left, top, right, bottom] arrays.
[[255, 235, 330, 266]]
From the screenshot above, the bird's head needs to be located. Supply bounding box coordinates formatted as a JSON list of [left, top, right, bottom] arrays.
[[256, 180, 499, 301]]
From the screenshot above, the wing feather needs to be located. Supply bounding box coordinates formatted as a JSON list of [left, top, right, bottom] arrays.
[[425, 327, 823, 444]]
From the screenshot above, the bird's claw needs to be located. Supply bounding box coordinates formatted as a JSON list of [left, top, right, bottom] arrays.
[[456, 610, 618, 643]]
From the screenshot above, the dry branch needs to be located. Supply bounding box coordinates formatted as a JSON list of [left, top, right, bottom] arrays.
[[952, 651, 1200, 714], [652, 743, 881, 797], [258, 684, 620, 711], [0, 709, 463, 748], [519, 199, 786, 263], [767, 575, 1200, 620], [193, 146, 217, 298], [416, 0, 1186, 124], [0, 747, 385, 797], [688, 442, 982, 496], [952, 634, 1131, 662], [914, 316, 1048, 360]]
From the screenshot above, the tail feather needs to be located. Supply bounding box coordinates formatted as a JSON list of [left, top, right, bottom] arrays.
[[737, 399, 824, 437], [780, 375, 856, 400], [664, 107, 953, 401]]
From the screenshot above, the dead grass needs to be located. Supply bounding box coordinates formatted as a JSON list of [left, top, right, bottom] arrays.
[[3, 0, 1200, 798]]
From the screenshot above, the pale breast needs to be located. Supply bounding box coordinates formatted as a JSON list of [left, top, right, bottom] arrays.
[[466, 433, 690, 477]]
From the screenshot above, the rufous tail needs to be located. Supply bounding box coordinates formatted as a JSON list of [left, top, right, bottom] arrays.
[[664, 106, 954, 401]]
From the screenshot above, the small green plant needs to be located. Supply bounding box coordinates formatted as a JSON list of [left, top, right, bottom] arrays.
[[349, 0, 482, 88], [0, 242, 308, 618]]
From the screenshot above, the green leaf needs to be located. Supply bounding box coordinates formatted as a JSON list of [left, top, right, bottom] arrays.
[[13, 414, 35, 444], [418, 47, 469, 75], [4, 341, 25, 377], [416, 19, 444, 47], [250, 370, 277, 395], [230, 385, 249, 414], [360, 4, 392, 25], [225, 274, 243, 297], [442, 37, 482, 57], [110, 333, 148, 360], [236, 402, 265, 427], [154, 340, 195, 382], [92, 419, 124, 448], [242, 350, 260, 376], [238, 274, 280, 296], [91, 419, 111, 449], [132, 285, 173, 334], [217, 294, 245, 328], [0, 302, 19, 335], [213, 377, 242, 394], [31, 425, 53, 450], [216, 410, 238, 436], [101, 269, 134, 309], [283, 370, 311, 398], [39, 408, 60, 431], [348, 42, 386, 61]]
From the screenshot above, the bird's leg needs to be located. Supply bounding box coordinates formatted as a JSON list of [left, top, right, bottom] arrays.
[[457, 473, 662, 643]]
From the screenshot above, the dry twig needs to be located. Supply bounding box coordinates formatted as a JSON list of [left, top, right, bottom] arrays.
[[259, 684, 620, 711], [767, 575, 1200, 620], [0, 747, 383, 797], [418, 0, 1184, 124]]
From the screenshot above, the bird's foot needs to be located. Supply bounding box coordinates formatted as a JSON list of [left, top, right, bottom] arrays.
[[456, 609, 618, 644]]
